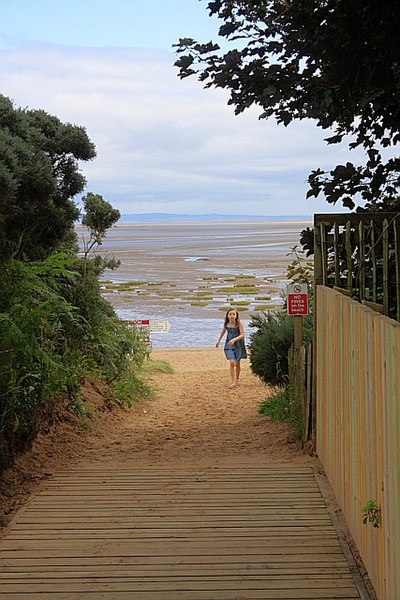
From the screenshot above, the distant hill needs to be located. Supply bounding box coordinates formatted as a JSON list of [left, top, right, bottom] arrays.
[[118, 213, 310, 223]]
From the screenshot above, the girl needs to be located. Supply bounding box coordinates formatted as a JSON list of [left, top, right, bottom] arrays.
[[215, 308, 247, 388]]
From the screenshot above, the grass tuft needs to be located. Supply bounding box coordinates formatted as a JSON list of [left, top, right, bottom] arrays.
[[259, 385, 303, 439]]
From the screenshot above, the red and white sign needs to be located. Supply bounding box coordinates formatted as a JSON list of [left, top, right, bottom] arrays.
[[128, 319, 150, 331], [287, 283, 309, 316], [149, 319, 171, 334], [127, 319, 170, 334]]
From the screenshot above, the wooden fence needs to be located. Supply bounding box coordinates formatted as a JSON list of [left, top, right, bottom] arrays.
[[315, 286, 400, 600], [314, 212, 400, 321], [288, 343, 312, 446], [298, 212, 400, 598]]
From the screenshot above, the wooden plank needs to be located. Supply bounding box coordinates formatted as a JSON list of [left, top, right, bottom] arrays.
[[13, 509, 332, 521], [1, 567, 355, 578], [320, 222, 328, 285], [394, 217, 400, 320], [346, 220, 353, 291], [370, 219, 377, 303], [361, 299, 384, 314], [0, 467, 365, 599], [0, 578, 361, 591], [383, 217, 389, 315], [358, 220, 365, 300], [0, 590, 361, 599], [2, 531, 344, 553], [2, 547, 347, 573], [334, 222, 340, 287]]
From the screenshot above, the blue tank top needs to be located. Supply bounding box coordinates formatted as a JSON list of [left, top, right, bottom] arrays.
[[224, 326, 247, 359]]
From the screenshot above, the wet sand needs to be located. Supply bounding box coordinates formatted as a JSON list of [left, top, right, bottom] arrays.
[[78, 219, 311, 331]]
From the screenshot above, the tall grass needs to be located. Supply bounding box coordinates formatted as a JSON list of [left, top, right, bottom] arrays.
[[259, 385, 303, 439], [0, 254, 150, 471]]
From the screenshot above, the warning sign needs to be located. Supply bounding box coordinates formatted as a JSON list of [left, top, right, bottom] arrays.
[[126, 319, 171, 334], [148, 319, 171, 334], [128, 319, 151, 333], [287, 283, 309, 316]]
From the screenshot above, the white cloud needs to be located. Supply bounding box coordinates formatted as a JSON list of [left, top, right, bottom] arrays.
[[0, 43, 367, 216]]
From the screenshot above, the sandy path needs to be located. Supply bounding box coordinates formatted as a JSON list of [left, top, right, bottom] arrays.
[[1, 349, 315, 531], [72, 348, 313, 469]]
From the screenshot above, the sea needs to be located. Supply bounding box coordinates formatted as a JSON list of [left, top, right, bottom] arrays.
[[78, 214, 312, 349]]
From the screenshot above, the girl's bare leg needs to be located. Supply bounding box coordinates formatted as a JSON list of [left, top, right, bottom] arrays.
[[235, 360, 241, 384], [229, 360, 236, 387]]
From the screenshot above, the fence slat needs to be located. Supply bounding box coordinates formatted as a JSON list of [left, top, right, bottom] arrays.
[[393, 219, 400, 321], [314, 213, 400, 322], [358, 221, 365, 300], [383, 218, 389, 316], [334, 222, 340, 287], [316, 286, 400, 600], [346, 221, 352, 291], [370, 220, 377, 303]]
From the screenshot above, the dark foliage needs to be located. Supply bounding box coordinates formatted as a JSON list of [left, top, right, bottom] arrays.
[[249, 311, 313, 386], [175, 1, 400, 210], [0, 95, 146, 473], [0, 95, 96, 260]]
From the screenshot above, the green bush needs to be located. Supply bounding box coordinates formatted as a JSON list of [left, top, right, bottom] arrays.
[[249, 310, 313, 386], [0, 254, 149, 472], [0, 104, 147, 473], [259, 385, 303, 439]]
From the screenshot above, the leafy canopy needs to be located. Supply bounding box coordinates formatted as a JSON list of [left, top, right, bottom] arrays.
[[0, 94, 96, 260], [175, 0, 400, 210], [81, 192, 121, 252]]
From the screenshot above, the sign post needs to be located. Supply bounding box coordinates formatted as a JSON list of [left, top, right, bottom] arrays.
[[125, 319, 171, 353], [287, 283, 309, 348], [126, 319, 171, 334]]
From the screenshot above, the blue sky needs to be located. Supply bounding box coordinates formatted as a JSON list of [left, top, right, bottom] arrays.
[[0, 0, 364, 216]]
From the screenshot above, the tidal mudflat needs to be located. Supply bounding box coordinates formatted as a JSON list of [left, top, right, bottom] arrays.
[[76, 218, 311, 347]]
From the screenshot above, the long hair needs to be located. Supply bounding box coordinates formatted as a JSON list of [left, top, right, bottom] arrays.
[[224, 308, 240, 328]]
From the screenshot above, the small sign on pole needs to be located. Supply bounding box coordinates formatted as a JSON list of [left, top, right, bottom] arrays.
[[149, 319, 171, 334], [128, 319, 151, 333], [287, 283, 309, 316], [287, 283, 308, 348], [126, 319, 171, 334], [126, 320, 152, 356]]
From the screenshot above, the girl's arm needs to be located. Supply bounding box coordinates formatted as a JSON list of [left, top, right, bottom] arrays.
[[215, 327, 226, 348]]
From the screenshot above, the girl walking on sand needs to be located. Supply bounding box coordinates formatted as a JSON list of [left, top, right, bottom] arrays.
[[215, 308, 247, 388]]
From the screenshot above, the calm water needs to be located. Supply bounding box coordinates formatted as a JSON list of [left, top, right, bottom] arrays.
[[78, 218, 310, 348], [86, 219, 309, 257], [116, 306, 257, 350], [117, 308, 252, 350]]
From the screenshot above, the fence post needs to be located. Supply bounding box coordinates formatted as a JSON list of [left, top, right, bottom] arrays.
[[293, 315, 303, 348], [311, 217, 324, 449], [288, 343, 308, 447]]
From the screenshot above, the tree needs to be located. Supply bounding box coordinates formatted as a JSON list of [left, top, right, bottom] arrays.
[[81, 192, 121, 260], [0, 95, 96, 260], [174, 1, 400, 211]]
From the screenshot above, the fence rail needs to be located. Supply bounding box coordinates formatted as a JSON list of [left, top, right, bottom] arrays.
[[314, 213, 400, 321]]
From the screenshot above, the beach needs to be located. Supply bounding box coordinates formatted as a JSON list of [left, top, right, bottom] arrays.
[[77, 217, 311, 348], [1, 346, 315, 532], [2, 219, 317, 530]]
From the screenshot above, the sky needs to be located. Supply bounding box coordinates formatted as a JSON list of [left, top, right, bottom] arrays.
[[0, 0, 367, 217]]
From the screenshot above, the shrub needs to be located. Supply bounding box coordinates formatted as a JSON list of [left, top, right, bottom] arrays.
[[259, 385, 303, 439], [0, 254, 149, 472], [249, 310, 313, 386]]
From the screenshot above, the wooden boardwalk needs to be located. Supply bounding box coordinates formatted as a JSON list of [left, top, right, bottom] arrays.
[[0, 467, 369, 599]]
